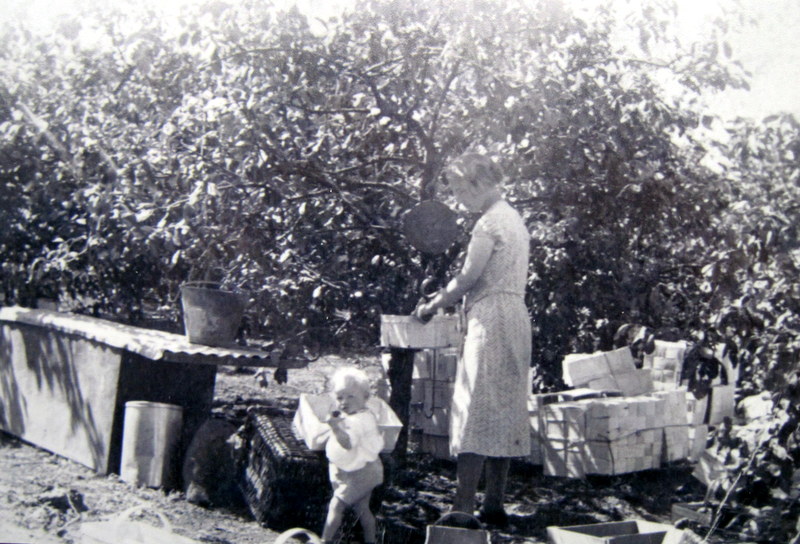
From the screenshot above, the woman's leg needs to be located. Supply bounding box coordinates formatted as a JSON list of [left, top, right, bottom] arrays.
[[483, 456, 510, 514], [322, 496, 347, 543], [353, 494, 377, 543], [453, 452, 485, 513]]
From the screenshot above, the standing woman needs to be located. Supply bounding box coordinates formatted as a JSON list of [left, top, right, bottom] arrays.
[[413, 153, 531, 527]]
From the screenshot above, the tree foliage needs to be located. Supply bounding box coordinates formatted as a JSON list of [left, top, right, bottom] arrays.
[[1, 1, 799, 537]]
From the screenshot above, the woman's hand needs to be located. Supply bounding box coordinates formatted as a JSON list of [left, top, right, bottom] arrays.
[[412, 297, 434, 322]]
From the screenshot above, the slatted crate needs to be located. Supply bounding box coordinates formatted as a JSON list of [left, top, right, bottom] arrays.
[[380, 314, 461, 349], [582, 396, 666, 442], [544, 438, 589, 479], [688, 424, 709, 463], [662, 424, 690, 463], [547, 519, 679, 544], [643, 340, 688, 392], [240, 409, 329, 532], [419, 433, 453, 460], [562, 347, 655, 397], [529, 389, 622, 467], [411, 347, 458, 459], [584, 429, 664, 475], [419, 407, 450, 436], [539, 393, 688, 476], [541, 401, 590, 478]]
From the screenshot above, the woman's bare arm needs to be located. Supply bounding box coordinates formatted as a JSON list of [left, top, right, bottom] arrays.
[[415, 233, 494, 317]]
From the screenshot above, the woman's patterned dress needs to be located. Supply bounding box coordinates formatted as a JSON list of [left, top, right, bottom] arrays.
[[450, 200, 532, 458]]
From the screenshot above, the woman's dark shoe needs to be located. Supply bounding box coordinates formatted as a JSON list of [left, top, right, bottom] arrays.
[[478, 508, 509, 529]]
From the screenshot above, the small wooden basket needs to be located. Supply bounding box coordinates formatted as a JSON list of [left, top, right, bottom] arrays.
[[425, 512, 490, 544], [380, 314, 461, 349], [292, 394, 402, 453]]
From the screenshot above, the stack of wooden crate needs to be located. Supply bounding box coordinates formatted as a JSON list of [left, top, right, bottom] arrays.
[[408, 347, 458, 459], [532, 343, 732, 478], [535, 394, 667, 477]]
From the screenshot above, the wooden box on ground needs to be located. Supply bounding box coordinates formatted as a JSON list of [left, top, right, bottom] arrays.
[[419, 433, 453, 460], [529, 389, 622, 466], [544, 438, 589, 479], [540, 394, 670, 476], [380, 314, 461, 349], [662, 425, 690, 463], [670, 501, 745, 531], [80, 505, 202, 544], [670, 502, 714, 526], [692, 448, 728, 487], [419, 407, 450, 436], [544, 432, 663, 478], [547, 519, 679, 544], [540, 401, 590, 478], [241, 409, 329, 533], [410, 346, 457, 459]]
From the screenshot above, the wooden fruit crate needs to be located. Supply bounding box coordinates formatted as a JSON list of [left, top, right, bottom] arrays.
[[536, 392, 685, 476], [380, 314, 461, 349], [292, 393, 402, 453], [529, 389, 621, 467], [547, 519, 678, 544], [419, 433, 453, 460]]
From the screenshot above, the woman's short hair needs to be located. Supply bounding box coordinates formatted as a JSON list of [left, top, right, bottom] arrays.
[[446, 153, 503, 188], [329, 366, 372, 396]]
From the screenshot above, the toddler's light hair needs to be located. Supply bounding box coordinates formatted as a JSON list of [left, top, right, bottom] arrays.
[[329, 366, 372, 398]]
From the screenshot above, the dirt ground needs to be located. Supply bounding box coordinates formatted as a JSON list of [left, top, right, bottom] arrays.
[[0, 354, 712, 544]]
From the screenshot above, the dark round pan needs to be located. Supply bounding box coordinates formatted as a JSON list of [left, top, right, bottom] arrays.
[[401, 200, 460, 254]]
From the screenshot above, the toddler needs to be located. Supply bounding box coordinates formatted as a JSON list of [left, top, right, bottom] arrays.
[[321, 366, 384, 544]]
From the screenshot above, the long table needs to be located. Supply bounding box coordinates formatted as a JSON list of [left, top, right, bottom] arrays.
[[0, 306, 301, 474]]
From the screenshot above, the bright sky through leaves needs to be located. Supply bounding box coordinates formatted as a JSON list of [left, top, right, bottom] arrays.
[[3, 0, 799, 120]]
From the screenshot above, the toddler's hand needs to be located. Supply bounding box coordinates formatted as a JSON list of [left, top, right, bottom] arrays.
[[326, 410, 343, 425]]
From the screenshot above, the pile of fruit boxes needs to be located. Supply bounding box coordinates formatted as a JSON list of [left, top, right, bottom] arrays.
[[531, 344, 730, 478], [408, 347, 458, 459], [533, 389, 692, 477]]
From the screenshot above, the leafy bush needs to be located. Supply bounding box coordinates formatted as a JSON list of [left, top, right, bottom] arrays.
[[2, 0, 800, 539]]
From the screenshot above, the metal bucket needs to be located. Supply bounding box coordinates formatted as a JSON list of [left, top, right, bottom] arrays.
[[180, 281, 246, 347], [120, 401, 183, 488]]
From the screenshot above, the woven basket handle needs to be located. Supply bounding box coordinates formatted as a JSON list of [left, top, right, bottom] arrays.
[[432, 511, 484, 530], [275, 527, 322, 544]]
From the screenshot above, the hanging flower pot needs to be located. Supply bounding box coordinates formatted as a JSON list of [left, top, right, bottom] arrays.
[[179, 281, 247, 347]]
